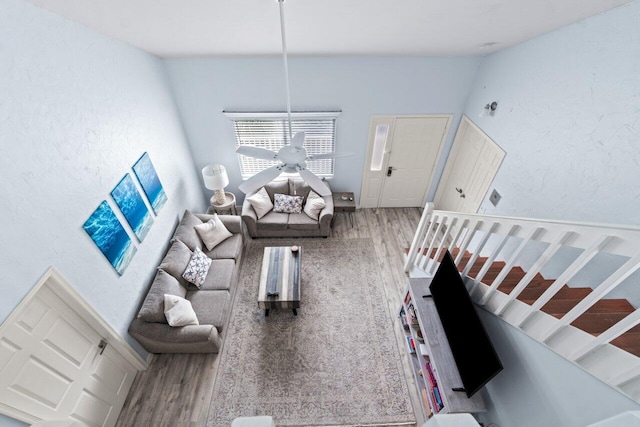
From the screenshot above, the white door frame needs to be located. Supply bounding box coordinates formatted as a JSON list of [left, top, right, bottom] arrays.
[[360, 114, 451, 208], [0, 267, 148, 424]]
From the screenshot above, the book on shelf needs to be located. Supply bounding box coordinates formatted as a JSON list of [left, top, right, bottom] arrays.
[[433, 386, 444, 409], [399, 308, 410, 330], [429, 388, 441, 413], [405, 336, 416, 354], [421, 388, 433, 417], [404, 291, 411, 305], [406, 304, 419, 327], [424, 362, 438, 387]]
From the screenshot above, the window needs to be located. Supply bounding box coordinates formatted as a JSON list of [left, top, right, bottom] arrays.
[[225, 112, 340, 179], [370, 124, 389, 171]]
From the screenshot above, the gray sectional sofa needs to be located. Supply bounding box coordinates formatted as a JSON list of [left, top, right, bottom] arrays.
[[241, 178, 334, 238], [129, 210, 243, 353]]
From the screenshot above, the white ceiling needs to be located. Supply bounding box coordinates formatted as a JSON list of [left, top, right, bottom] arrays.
[[25, 0, 631, 58]]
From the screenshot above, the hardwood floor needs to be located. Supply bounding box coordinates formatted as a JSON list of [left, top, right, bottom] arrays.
[[116, 207, 424, 427]]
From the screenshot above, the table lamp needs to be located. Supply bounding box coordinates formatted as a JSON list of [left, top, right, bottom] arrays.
[[202, 164, 229, 206]]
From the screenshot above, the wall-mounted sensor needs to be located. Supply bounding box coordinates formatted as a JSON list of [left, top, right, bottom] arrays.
[[489, 189, 501, 206]]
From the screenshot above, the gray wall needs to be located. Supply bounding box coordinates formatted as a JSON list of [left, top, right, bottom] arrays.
[[163, 56, 481, 204], [0, 3, 204, 420]]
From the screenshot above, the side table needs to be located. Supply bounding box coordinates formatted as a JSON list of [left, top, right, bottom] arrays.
[[331, 192, 355, 228], [206, 191, 238, 215]]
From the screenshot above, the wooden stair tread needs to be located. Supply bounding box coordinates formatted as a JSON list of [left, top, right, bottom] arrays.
[[536, 298, 634, 318], [519, 286, 591, 302], [611, 333, 640, 358], [572, 312, 633, 335]]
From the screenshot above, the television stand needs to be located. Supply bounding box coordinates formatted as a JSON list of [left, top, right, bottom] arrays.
[[399, 277, 486, 419]]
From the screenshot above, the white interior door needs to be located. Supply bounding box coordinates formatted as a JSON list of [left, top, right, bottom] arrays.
[[434, 116, 505, 212], [360, 115, 450, 208], [0, 269, 140, 426]]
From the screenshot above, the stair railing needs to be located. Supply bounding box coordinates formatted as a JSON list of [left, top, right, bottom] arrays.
[[404, 203, 640, 403]]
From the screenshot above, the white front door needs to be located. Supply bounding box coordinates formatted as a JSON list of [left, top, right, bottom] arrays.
[[0, 275, 138, 426], [360, 115, 450, 208], [434, 116, 505, 212]]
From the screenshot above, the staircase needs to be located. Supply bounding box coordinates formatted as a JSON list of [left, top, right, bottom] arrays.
[[404, 203, 640, 403]]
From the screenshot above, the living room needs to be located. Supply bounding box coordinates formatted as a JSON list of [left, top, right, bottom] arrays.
[[1, 0, 639, 426]]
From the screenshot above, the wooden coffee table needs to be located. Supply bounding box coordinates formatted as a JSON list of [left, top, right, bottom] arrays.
[[258, 246, 301, 316]]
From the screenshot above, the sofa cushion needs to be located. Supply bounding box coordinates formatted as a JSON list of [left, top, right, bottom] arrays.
[[186, 290, 230, 332], [256, 211, 289, 230], [158, 239, 193, 288], [246, 187, 274, 219], [138, 269, 187, 323], [200, 259, 235, 291], [164, 294, 199, 327], [288, 212, 321, 230], [289, 178, 312, 202], [182, 247, 212, 289], [264, 179, 289, 200], [273, 194, 304, 214], [303, 190, 326, 220], [204, 233, 243, 261], [194, 214, 233, 251], [172, 210, 203, 251]]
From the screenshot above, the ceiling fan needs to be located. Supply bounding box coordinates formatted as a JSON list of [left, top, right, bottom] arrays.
[[236, 0, 351, 197]]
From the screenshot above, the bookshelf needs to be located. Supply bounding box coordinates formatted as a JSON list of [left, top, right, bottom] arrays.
[[399, 277, 486, 419]]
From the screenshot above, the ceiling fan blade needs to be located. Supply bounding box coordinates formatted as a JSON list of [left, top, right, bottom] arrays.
[[236, 146, 279, 161], [296, 166, 331, 197], [238, 165, 283, 194], [306, 152, 353, 161], [291, 132, 306, 148]]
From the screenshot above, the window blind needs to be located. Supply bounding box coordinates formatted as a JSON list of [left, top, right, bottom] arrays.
[[225, 112, 339, 179]]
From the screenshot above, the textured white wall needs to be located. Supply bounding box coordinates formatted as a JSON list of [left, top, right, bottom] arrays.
[[0, 0, 204, 368], [163, 56, 481, 205], [463, 1, 640, 226]]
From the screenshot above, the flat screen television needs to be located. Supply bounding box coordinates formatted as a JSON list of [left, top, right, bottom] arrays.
[[429, 250, 503, 398]]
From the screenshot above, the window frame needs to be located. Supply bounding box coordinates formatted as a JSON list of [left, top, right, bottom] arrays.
[[224, 111, 341, 180]]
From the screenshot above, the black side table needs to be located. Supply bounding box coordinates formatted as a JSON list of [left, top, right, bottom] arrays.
[[332, 192, 356, 228]]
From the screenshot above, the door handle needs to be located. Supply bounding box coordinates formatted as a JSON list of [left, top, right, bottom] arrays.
[[455, 187, 466, 198], [387, 166, 396, 177], [98, 339, 108, 356]]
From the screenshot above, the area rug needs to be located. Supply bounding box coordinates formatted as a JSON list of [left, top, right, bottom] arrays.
[[207, 238, 415, 427]]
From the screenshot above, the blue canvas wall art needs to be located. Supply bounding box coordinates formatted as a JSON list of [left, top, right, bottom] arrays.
[[111, 173, 153, 242], [132, 152, 167, 215], [83, 201, 137, 276]]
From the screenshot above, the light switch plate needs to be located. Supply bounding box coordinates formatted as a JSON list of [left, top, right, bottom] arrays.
[[489, 189, 501, 206]]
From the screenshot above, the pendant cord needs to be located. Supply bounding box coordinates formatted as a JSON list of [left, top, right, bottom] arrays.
[[278, 0, 293, 142]]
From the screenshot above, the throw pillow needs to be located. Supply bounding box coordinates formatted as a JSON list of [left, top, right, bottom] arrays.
[[182, 247, 212, 289], [164, 294, 199, 327], [246, 187, 274, 219], [171, 209, 204, 251], [273, 193, 304, 214], [194, 214, 233, 251], [303, 190, 326, 220]]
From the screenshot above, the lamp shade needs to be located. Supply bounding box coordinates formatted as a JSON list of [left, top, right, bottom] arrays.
[[202, 164, 229, 190]]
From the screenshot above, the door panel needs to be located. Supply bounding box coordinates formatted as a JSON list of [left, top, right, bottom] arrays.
[[435, 116, 505, 213], [0, 283, 137, 426], [380, 117, 449, 208]]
